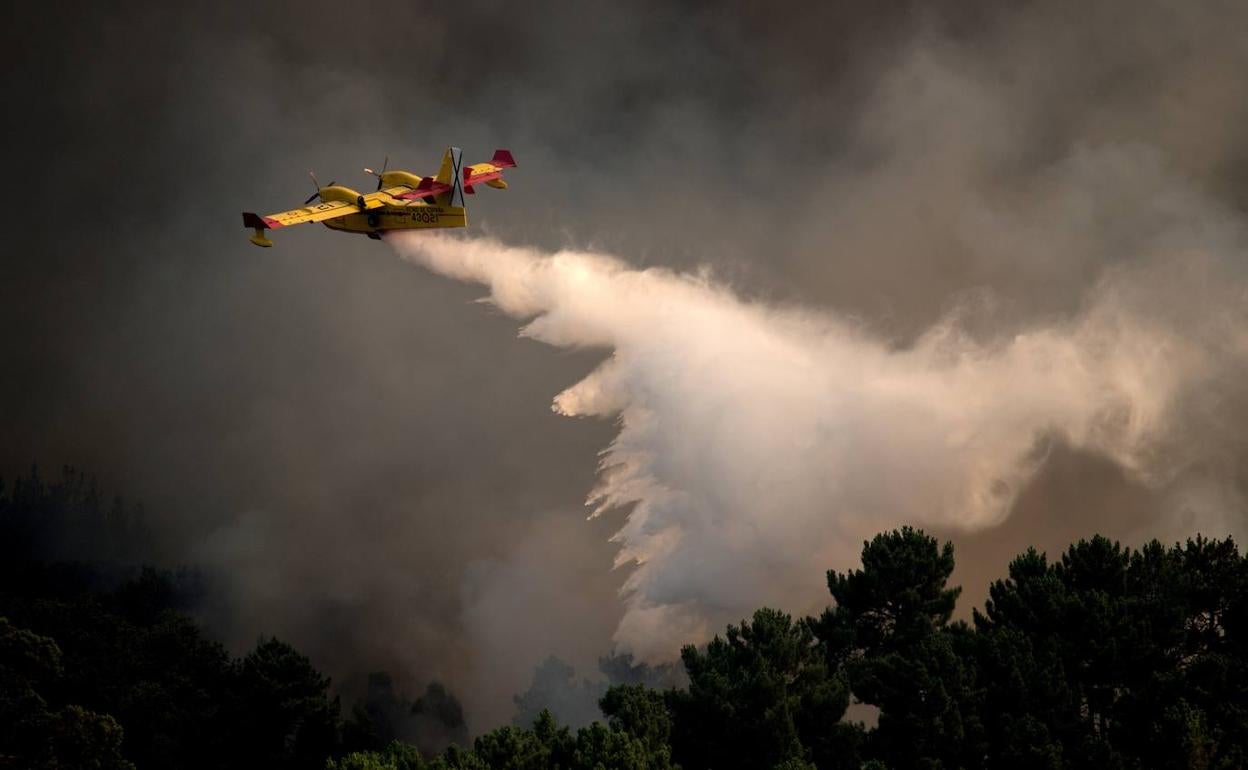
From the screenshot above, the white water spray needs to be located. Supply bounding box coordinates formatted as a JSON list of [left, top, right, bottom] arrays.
[[389, 219, 1246, 660]]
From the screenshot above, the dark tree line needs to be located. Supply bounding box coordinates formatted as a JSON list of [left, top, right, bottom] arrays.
[[375, 528, 1244, 770], [2, 466, 1245, 768], [344, 674, 470, 756], [0, 468, 464, 769], [0, 466, 154, 567], [688, 529, 1246, 769], [0, 563, 349, 768]]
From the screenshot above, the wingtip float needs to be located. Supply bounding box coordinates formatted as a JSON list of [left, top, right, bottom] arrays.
[[242, 147, 516, 247]]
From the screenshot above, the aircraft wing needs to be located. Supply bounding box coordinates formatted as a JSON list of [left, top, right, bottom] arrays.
[[245, 200, 356, 230]]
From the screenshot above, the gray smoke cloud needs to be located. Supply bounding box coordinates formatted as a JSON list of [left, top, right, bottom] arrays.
[[3, 0, 1246, 730]]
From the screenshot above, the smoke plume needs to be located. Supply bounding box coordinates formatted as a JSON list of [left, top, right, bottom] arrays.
[[391, 178, 1247, 658], [7, 0, 1248, 730]]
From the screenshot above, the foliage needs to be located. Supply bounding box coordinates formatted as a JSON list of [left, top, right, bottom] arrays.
[[0, 617, 135, 769], [230, 637, 342, 768], [816, 526, 962, 659], [3, 469, 1245, 769], [326, 741, 427, 770], [0, 465, 153, 566], [670, 607, 849, 770], [972, 534, 1248, 769], [809, 528, 979, 767], [343, 677, 469, 758]]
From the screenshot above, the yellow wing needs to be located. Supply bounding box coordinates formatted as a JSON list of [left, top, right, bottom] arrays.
[[258, 200, 356, 228], [242, 201, 355, 247]]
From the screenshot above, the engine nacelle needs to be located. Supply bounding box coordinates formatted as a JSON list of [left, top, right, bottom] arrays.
[[317, 184, 365, 205], [379, 170, 424, 189]]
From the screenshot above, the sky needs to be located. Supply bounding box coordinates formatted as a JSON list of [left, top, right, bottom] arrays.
[[3, 0, 1246, 730]]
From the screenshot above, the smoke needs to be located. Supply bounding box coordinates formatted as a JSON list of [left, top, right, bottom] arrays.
[[6, 0, 1248, 731], [390, 160, 1247, 658]]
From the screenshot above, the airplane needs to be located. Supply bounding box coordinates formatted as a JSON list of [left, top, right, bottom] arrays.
[[242, 146, 515, 247]]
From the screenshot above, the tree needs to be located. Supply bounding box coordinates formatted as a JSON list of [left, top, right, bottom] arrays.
[[973, 535, 1248, 769], [327, 741, 427, 770], [814, 527, 978, 769], [850, 624, 983, 768], [0, 567, 234, 769], [45, 705, 135, 770], [600, 685, 672, 756], [229, 637, 341, 770], [817, 527, 961, 660], [599, 685, 677, 769], [0, 617, 135, 770], [0, 465, 152, 567], [411, 681, 470, 755], [425, 743, 490, 770], [342, 676, 469, 758], [469, 710, 574, 770], [670, 607, 847, 770]]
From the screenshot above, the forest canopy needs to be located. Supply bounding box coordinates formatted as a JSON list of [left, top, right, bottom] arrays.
[[2, 467, 1245, 769]]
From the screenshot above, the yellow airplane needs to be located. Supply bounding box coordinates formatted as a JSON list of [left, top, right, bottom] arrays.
[[242, 146, 515, 247]]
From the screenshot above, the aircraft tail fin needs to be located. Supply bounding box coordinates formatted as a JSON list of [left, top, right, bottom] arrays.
[[434, 146, 465, 208]]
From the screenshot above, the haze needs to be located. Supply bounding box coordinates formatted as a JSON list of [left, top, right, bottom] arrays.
[[3, 0, 1245, 729]]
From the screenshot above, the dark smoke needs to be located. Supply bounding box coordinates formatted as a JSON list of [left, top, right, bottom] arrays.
[[3, 0, 1245, 729]]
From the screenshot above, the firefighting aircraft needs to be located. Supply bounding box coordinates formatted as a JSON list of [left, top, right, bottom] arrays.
[[242, 146, 515, 247]]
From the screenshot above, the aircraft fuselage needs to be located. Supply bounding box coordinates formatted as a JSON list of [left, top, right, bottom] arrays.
[[322, 203, 468, 237]]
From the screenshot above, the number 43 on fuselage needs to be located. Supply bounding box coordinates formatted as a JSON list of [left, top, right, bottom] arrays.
[[242, 146, 515, 247]]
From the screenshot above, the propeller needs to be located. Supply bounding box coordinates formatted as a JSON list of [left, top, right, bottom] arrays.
[[303, 170, 336, 205], [363, 155, 389, 190]]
